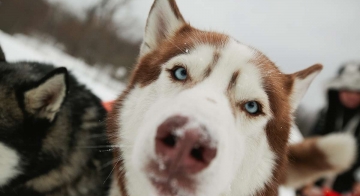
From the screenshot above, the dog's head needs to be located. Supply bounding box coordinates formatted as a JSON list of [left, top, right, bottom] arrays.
[[108, 0, 322, 195], [0, 51, 68, 186]]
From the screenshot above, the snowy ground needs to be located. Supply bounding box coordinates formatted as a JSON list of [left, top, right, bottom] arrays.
[[0, 31, 124, 101]]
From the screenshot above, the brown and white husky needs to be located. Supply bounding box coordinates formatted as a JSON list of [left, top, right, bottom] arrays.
[[107, 0, 356, 195]]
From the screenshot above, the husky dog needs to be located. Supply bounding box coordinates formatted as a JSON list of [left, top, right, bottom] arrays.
[[107, 0, 356, 196], [0, 46, 112, 196]]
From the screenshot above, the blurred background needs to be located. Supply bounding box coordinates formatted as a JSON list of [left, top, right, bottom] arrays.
[[0, 0, 359, 135]]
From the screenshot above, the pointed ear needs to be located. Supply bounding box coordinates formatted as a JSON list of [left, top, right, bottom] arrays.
[[140, 0, 186, 57], [0, 45, 6, 62], [24, 67, 69, 121], [289, 64, 323, 111]]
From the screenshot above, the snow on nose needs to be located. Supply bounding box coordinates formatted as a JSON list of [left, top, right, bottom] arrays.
[[155, 115, 217, 174]]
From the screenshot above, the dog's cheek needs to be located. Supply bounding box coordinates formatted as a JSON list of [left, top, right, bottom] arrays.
[[120, 84, 160, 164], [205, 128, 244, 195], [0, 143, 21, 186]]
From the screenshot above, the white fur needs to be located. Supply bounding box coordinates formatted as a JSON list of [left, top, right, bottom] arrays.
[[317, 133, 357, 172], [0, 143, 21, 186], [108, 177, 122, 196], [290, 71, 321, 112], [25, 74, 66, 121], [285, 133, 357, 189]]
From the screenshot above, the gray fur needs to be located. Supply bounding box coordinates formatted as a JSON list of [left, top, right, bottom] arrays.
[[0, 54, 112, 196]]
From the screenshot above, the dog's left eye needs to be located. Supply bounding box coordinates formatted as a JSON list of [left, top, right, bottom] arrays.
[[173, 67, 187, 81], [244, 101, 259, 114]]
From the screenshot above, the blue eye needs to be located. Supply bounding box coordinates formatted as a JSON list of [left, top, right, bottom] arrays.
[[244, 101, 259, 114], [173, 67, 187, 80]]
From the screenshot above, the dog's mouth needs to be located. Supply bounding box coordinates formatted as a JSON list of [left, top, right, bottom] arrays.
[[150, 178, 181, 196]]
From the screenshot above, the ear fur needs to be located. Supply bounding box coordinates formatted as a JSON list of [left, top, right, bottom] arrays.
[[289, 64, 323, 111], [0, 45, 6, 62], [140, 0, 186, 57], [24, 67, 69, 121]]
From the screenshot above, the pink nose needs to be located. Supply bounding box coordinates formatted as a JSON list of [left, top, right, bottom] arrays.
[[155, 116, 217, 174]]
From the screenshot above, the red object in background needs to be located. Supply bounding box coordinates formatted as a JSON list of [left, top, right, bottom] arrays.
[[323, 188, 341, 196], [102, 101, 115, 112]]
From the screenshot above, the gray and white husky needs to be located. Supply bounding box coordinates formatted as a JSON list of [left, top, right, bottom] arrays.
[[107, 0, 357, 196], [0, 46, 112, 196]]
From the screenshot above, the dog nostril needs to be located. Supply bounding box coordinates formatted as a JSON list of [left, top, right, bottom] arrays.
[[190, 146, 204, 162], [162, 134, 177, 148]]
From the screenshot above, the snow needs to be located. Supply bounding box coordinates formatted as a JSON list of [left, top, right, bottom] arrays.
[[0, 31, 124, 101]]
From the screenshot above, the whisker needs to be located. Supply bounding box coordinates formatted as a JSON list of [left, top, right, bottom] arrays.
[[103, 160, 119, 185], [101, 159, 116, 170], [85, 134, 108, 139], [77, 145, 119, 149], [98, 148, 115, 152]]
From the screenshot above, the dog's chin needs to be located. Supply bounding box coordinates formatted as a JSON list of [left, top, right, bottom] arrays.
[[149, 177, 195, 196], [150, 179, 180, 196], [146, 160, 196, 196]]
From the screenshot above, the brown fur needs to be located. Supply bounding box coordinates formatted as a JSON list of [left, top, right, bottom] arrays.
[[131, 25, 228, 87], [227, 71, 239, 92], [285, 137, 332, 187], [252, 52, 294, 195], [226, 71, 240, 116], [294, 64, 323, 79], [204, 51, 221, 78], [168, 0, 185, 21], [107, 89, 131, 196]]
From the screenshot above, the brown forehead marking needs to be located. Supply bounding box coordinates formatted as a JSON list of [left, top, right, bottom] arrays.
[[204, 51, 221, 79], [130, 25, 229, 87], [251, 51, 294, 195], [225, 71, 240, 116], [227, 71, 239, 92]]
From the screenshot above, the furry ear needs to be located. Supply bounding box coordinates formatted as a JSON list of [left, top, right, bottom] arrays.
[[289, 64, 323, 111], [24, 67, 68, 121], [140, 0, 186, 57], [0, 45, 6, 62]]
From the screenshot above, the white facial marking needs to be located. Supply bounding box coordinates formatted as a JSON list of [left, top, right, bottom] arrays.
[[0, 143, 21, 186], [290, 71, 320, 112]]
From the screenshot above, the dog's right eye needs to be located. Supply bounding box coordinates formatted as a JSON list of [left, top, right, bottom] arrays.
[[244, 101, 259, 114], [171, 66, 187, 81]]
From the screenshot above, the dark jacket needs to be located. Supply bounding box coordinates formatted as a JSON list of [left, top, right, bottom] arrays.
[[311, 61, 360, 193]]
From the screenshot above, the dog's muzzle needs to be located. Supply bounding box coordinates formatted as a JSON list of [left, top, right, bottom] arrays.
[[146, 115, 218, 195], [155, 115, 217, 174]]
